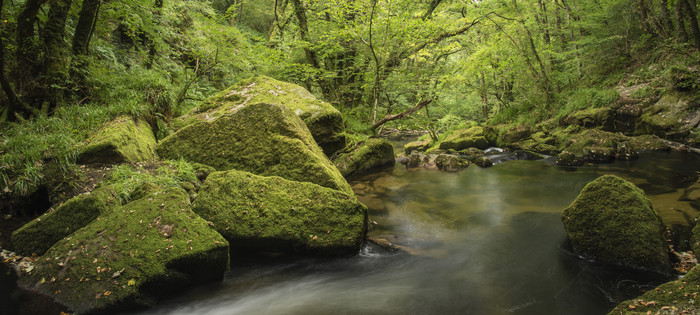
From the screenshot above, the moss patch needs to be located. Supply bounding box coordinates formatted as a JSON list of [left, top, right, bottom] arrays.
[[565, 107, 615, 130], [192, 170, 367, 255], [157, 102, 352, 195], [333, 138, 395, 177], [404, 140, 430, 155], [17, 188, 229, 314], [175, 75, 346, 155], [11, 186, 120, 256], [78, 116, 157, 164], [609, 266, 700, 314], [439, 126, 489, 151], [561, 175, 672, 275]]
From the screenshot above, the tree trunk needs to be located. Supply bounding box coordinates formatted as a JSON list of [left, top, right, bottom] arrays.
[[0, 0, 22, 121], [290, 0, 332, 98], [40, 0, 73, 111], [637, 0, 655, 36], [371, 99, 432, 131], [422, 0, 443, 21], [659, 0, 674, 36], [15, 0, 46, 95], [679, 0, 700, 49], [146, 0, 164, 69], [72, 0, 101, 56], [675, 1, 689, 42]]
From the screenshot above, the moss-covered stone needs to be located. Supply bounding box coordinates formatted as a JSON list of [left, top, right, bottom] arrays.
[[11, 186, 120, 256], [555, 151, 583, 166], [175, 75, 346, 155], [404, 140, 430, 155], [473, 156, 493, 168], [561, 129, 634, 162], [157, 102, 352, 195], [78, 116, 157, 164], [635, 93, 694, 140], [629, 135, 673, 151], [192, 170, 367, 255], [608, 266, 700, 315], [17, 188, 229, 314], [500, 125, 533, 144], [434, 154, 470, 171], [565, 107, 615, 130], [439, 126, 490, 151], [333, 138, 395, 177], [681, 179, 700, 212], [513, 150, 544, 160], [561, 175, 672, 275]]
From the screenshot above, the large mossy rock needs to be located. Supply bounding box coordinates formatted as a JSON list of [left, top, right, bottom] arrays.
[[404, 140, 430, 155], [434, 154, 470, 171], [564, 107, 615, 130], [439, 126, 490, 151], [609, 266, 700, 315], [11, 186, 119, 256], [192, 170, 367, 255], [78, 116, 157, 164], [559, 129, 636, 162], [333, 138, 395, 177], [18, 188, 229, 314], [175, 75, 347, 156], [561, 175, 672, 275], [157, 102, 352, 195], [635, 93, 698, 140]]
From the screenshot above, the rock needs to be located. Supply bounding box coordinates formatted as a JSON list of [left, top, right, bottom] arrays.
[[555, 151, 583, 167], [513, 150, 544, 160], [404, 140, 430, 155], [17, 188, 229, 314], [192, 170, 367, 255], [628, 135, 673, 151], [11, 186, 119, 256], [78, 116, 156, 164], [564, 107, 615, 131], [561, 129, 635, 162], [434, 154, 470, 171], [609, 266, 699, 315], [635, 93, 696, 140], [681, 179, 700, 211], [500, 125, 533, 144], [157, 102, 352, 195], [473, 156, 493, 168], [174, 75, 347, 156], [614, 140, 639, 160], [561, 175, 672, 275], [406, 151, 435, 169], [333, 138, 395, 177], [439, 126, 490, 151]]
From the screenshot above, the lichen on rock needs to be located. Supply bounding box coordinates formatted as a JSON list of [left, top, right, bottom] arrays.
[[17, 188, 230, 314], [156, 102, 352, 195], [561, 175, 672, 275], [174, 75, 347, 156], [78, 116, 157, 164], [333, 138, 395, 177], [192, 170, 367, 255]]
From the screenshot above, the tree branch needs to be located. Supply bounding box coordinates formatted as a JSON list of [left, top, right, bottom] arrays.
[[371, 99, 432, 130]]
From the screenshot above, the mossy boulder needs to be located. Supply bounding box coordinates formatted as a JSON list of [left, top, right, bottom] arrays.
[[439, 126, 490, 151], [629, 135, 673, 152], [175, 75, 347, 156], [561, 129, 634, 162], [333, 138, 395, 177], [564, 107, 615, 131], [434, 154, 470, 172], [500, 125, 533, 144], [192, 170, 367, 255], [635, 93, 696, 140], [17, 188, 230, 314], [11, 186, 120, 256], [404, 140, 430, 155], [609, 266, 700, 315], [473, 156, 493, 168], [513, 150, 544, 160], [156, 102, 352, 195], [78, 117, 157, 164], [681, 178, 700, 211], [555, 151, 584, 167], [561, 175, 672, 275]]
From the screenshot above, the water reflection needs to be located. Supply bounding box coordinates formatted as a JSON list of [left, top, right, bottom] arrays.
[[138, 151, 699, 315]]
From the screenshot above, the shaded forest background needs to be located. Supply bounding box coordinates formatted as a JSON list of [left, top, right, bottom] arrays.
[[1, 0, 699, 196]]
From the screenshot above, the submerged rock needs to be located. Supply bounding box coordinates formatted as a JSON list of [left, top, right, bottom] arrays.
[[174, 75, 347, 156], [404, 140, 430, 155], [473, 156, 493, 168], [333, 138, 395, 177], [609, 266, 699, 315], [192, 170, 367, 255], [156, 102, 352, 195], [561, 175, 672, 275], [439, 126, 490, 151], [78, 116, 157, 164], [17, 188, 230, 314], [11, 186, 119, 256]]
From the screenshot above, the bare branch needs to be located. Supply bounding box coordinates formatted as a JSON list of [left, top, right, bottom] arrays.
[[371, 99, 433, 130]]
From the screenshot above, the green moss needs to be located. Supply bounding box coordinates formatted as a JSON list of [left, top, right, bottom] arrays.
[[404, 140, 430, 155], [17, 188, 229, 314], [561, 175, 672, 275], [434, 154, 470, 171], [11, 186, 120, 256], [438, 126, 490, 151], [157, 102, 353, 195], [609, 266, 700, 314], [192, 170, 367, 255], [78, 116, 157, 164], [333, 138, 395, 177], [175, 75, 346, 155], [565, 107, 614, 130]]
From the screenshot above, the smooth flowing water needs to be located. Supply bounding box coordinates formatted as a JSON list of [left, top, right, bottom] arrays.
[[133, 142, 700, 315]]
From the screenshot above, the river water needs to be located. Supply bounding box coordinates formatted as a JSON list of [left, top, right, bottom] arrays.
[[134, 143, 700, 315]]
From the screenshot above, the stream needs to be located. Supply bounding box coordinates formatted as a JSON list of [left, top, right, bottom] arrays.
[[133, 141, 700, 315]]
